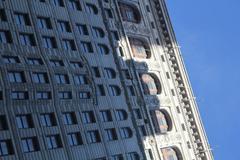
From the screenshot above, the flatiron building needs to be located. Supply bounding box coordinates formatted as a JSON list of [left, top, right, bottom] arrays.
[[0, 0, 213, 160]]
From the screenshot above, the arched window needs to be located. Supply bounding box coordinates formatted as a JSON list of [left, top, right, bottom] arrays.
[[150, 110, 172, 134], [92, 27, 105, 38], [119, 2, 141, 23], [140, 73, 161, 95], [86, 3, 98, 15], [120, 127, 133, 139], [115, 109, 128, 121], [109, 85, 121, 96], [104, 68, 116, 79], [98, 44, 109, 55], [162, 147, 182, 160], [129, 38, 151, 58]]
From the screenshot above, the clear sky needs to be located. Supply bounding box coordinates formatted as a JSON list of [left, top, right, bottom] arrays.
[[166, 0, 240, 159]]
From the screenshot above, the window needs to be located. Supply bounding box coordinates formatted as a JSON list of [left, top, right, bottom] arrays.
[[133, 109, 142, 119], [105, 128, 118, 141], [141, 73, 161, 95], [14, 12, 31, 26], [58, 91, 72, 99], [98, 44, 109, 55], [126, 152, 140, 160], [0, 30, 12, 43], [109, 85, 121, 96], [50, 59, 64, 67], [8, 71, 25, 83], [46, 135, 62, 149], [92, 67, 101, 78], [86, 3, 98, 15], [16, 114, 34, 129], [2, 56, 19, 64], [74, 74, 87, 85], [40, 113, 57, 127], [99, 110, 112, 122], [11, 91, 28, 100], [86, 130, 101, 143], [0, 91, 2, 100], [118, 47, 124, 57], [79, 92, 90, 99], [92, 67, 101, 77], [82, 111, 95, 124], [32, 72, 49, 83], [96, 85, 105, 96], [62, 39, 76, 50], [150, 110, 172, 134], [112, 154, 124, 160], [19, 33, 36, 46], [119, 3, 141, 23], [67, 132, 83, 146], [162, 148, 182, 160], [105, 8, 113, 19], [36, 91, 51, 100], [21, 137, 39, 153], [0, 115, 8, 131], [138, 125, 147, 137], [0, 9, 7, 21], [63, 112, 77, 125], [51, 0, 64, 7], [115, 110, 128, 121], [129, 38, 151, 58], [55, 74, 69, 84], [27, 58, 43, 65], [111, 31, 119, 40], [120, 127, 133, 139], [81, 41, 93, 53], [68, 0, 81, 10], [37, 17, 52, 29], [70, 61, 83, 69], [42, 36, 57, 48], [0, 140, 14, 156], [145, 149, 154, 160], [92, 27, 104, 38], [104, 68, 116, 79], [127, 86, 135, 96], [77, 24, 88, 35], [57, 20, 71, 32]]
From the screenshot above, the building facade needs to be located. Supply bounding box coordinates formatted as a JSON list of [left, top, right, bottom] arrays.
[[0, 0, 213, 160]]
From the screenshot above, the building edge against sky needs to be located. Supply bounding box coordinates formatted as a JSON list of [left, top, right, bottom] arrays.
[[0, 0, 213, 160]]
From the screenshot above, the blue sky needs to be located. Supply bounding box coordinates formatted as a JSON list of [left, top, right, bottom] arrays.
[[166, 0, 240, 159]]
